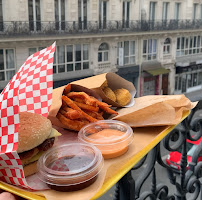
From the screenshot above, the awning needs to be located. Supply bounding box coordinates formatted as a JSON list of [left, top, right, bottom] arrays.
[[144, 68, 170, 76], [142, 61, 170, 76]]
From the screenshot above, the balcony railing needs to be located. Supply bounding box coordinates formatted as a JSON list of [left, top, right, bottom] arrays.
[[114, 101, 202, 200], [1, 19, 202, 37]]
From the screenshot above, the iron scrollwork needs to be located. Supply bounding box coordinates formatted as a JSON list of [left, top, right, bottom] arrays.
[[113, 101, 202, 200], [1, 19, 202, 37]]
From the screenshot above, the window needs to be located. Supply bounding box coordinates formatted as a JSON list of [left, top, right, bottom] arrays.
[[117, 41, 135, 65], [0, 0, 3, 31], [28, 47, 45, 56], [174, 3, 180, 20], [201, 5, 202, 19], [198, 71, 202, 85], [175, 75, 182, 91], [175, 76, 178, 90], [78, 0, 87, 30], [53, 44, 89, 74], [142, 39, 157, 61], [55, 0, 66, 30], [175, 65, 202, 93], [0, 49, 15, 82], [162, 2, 169, 21], [98, 43, 109, 63], [193, 4, 198, 20], [122, 1, 130, 28], [28, 0, 41, 31], [176, 35, 202, 57], [99, 0, 107, 29], [178, 76, 182, 91], [193, 73, 198, 86], [0, 0, 2, 21], [149, 2, 156, 21], [187, 74, 192, 88], [163, 38, 171, 55]]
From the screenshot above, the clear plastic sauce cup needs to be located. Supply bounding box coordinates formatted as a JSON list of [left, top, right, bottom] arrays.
[[37, 143, 104, 191], [78, 120, 134, 159]]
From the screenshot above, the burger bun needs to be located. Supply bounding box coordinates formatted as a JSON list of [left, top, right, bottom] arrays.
[[18, 112, 52, 153]]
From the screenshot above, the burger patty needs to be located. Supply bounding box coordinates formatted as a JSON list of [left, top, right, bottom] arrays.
[[19, 137, 55, 160], [38, 137, 55, 151]]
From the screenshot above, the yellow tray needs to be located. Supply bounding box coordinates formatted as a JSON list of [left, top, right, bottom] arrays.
[[0, 111, 190, 200]]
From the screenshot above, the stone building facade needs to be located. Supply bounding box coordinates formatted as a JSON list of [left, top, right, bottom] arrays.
[[1, 0, 202, 97]]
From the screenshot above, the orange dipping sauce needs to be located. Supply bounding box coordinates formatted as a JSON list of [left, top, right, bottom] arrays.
[[87, 129, 129, 159], [78, 120, 134, 159]]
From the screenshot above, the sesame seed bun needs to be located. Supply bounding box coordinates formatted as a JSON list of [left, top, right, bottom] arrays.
[[23, 161, 38, 177], [18, 112, 52, 153]]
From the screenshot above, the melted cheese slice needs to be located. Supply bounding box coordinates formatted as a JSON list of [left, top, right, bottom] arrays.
[[27, 151, 44, 164], [48, 128, 62, 138]]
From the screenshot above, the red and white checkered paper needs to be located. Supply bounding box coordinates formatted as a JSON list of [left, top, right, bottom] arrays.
[[0, 42, 56, 189]]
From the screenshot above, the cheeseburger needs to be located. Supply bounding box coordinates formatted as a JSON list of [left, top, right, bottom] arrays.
[[18, 112, 61, 177]]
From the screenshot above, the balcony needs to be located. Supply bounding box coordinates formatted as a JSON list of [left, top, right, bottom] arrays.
[[0, 19, 202, 37], [113, 101, 202, 200]]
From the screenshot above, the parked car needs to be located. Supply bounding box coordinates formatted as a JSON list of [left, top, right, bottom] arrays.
[[166, 137, 202, 171]]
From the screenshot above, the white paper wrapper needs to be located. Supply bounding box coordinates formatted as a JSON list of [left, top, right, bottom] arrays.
[[0, 42, 56, 189]]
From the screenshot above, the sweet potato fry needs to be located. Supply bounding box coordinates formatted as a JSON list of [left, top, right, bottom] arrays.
[[60, 108, 83, 120], [57, 113, 89, 131], [90, 96, 111, 107], [84, 110, 104, 120], [79, 118, 90, 124], [95, 114, 104, 120], [90, 96, 118, 115], [62, 99, 67, 108], [67, 92, 97, 106], [70, 97, 85, 103], [62, 95, 98, 122], [63, 84, 71, 95], [73, 101, 99, 112], [61, 104, 77, 114], [59, 108, 67, 115], [98, 104, 118, 115], [98, 111, 104, 116]]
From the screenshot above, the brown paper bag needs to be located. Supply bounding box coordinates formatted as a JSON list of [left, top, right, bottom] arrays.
[[71, 72, 136, 107], [48, 84, 101, 130], [112, 95, 197, 127]]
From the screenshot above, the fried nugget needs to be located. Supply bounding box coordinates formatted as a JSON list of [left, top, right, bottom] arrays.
[[103, 87, 116, 102], [114, 88, 131, 106]]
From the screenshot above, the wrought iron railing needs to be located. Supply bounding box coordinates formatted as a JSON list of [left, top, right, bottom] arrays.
[[1, 19, 202, 37], [114, 101, 202, 200]]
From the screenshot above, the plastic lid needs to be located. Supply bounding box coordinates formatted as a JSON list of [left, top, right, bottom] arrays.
[[37, 143, 103, 186], [78, 120, 134, 159]]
